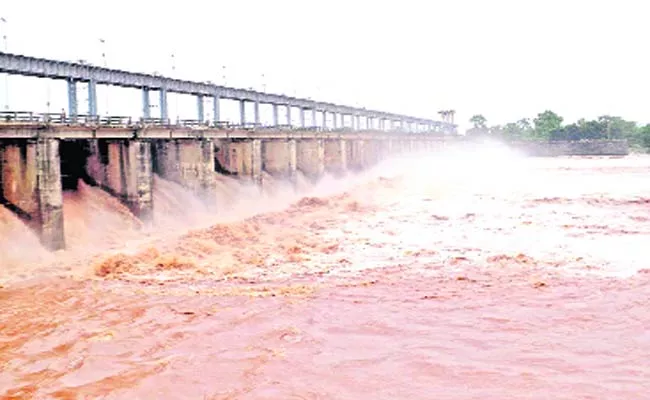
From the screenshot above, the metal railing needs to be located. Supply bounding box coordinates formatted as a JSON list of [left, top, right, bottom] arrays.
[[0, 110, 456, 135]]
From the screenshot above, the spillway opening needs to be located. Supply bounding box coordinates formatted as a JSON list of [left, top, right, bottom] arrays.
[[214, 142, 236, 176], [59, 139, 91, 191]]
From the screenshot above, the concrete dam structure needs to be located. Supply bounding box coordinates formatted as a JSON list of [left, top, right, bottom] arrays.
[[0, 124, 443, 251]]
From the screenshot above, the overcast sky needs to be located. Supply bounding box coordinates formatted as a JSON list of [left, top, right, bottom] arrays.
[[1, 0, 648, 131]]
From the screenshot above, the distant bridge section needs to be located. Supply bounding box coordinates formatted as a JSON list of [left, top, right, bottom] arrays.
[[0, 51, 456, 134]]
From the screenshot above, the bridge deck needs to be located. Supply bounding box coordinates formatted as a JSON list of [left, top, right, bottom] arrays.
[[0, 51, 450, 128]]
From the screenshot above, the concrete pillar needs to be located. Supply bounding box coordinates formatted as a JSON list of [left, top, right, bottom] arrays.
[[272, 104, 279, 126], [142, 88, 151, 119], [197, 94, 205, 122], [160, 88, 169, 122], [153, 139, 217, 203], [216, 139, 262, 186], [213, 94, 221, 123], [312, 109, 317, 128], [88, 79, 98, 117], [355, 115, 361, 131], [332, 113, 338, 129], [254, 101, 260, 126], [348, 139, 366, 171], [86, 139, 153, 222], [296, 139, 325, 180], [252, 139, 263, 186], [0, 139, 65, 250], [322, 111, 327, 129], [34, 139, 65, 250], [239, 100, 246, 125], [262, 139, 297, 184], [287, 105, 292, 126], [67, 78, 77, 119], [323, 139, 347, 176], [299, 109, 306, 128]]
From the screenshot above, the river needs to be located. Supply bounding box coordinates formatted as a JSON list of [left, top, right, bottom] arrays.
[[1, 143, 650, 399]]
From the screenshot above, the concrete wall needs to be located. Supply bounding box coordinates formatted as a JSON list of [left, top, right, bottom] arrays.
[[508, 139, 629, 157], [296, 139, 325, 180], [0, 139, 64, 250], [1, 133, 446, 251], [153, 139, 216, 202], [217, 139, 262, 185], [323, 139, 347, 176], [262, 140, 297, 182], [86, 139, 153, 221]]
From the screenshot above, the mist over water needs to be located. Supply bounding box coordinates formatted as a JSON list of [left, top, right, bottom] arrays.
[[2, 142, 650, 398]]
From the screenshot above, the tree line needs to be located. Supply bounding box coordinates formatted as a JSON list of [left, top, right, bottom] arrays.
[[466, 111, 650, 149]]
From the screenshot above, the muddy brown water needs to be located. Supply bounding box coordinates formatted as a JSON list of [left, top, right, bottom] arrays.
[[2, 146, 650, 399]]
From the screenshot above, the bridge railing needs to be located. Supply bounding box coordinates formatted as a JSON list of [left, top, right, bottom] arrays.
[[0, 110, 458, 135], [0, 111, 43, 123]]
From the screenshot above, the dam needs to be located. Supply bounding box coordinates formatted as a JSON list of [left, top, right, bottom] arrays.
[[0, 118, 446, 251], [0, 50, 459, 252]]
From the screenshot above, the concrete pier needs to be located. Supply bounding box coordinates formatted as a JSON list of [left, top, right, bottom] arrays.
[[216, 139, 262, 186], [323, 139, 347, 176], [86, 139, 153, 222], [347, 139, 367, 171], [0, 139, 65, 250], [0, 121, 451, 251], [153, 139, 217, 203], [262, 140, 297, 184], [296, 139, 325, 180]]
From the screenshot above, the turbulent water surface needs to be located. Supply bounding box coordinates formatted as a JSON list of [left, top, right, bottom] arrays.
[[1, 144, 650, 399]]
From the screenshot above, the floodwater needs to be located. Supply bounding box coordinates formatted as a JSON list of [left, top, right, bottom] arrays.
[[2, 143, 650, 399]]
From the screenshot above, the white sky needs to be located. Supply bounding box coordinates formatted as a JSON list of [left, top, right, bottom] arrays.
[[1, 0, 649, 131]]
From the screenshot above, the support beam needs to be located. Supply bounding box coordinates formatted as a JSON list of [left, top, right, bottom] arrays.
[[286, 105, 292, 126], [88, 79, 98, 117], [86, 139, 153, 222], [332, 113, 338, 129], [299, 108, 306, 128], [34, 139, 65, 250], [312, 109, 317, 128], [239, 100, 246, 125], [272, 104, 279, 126], [296, 139, 325, 180], [160, 88, 168, 121], [348, 139, 366, 171], [254, 101, 260, 126], [262, 139, 297, 184], [324, 139, 347, 176], [216, 139, 262, 186], [322, 111, 327, 129], [67, 78, 77, 119], [142, 88, 151, 119], [197, 94, 204, 122], [213, 94, 220, 123], [153, 139, 217, 205]]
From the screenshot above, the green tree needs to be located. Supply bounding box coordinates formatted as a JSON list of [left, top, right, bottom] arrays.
[[637, 124, 650, 149], [469, 114, 487, 129], [597, 115, 637, 139], [533, 110, 563, 139], [503, 122, 522, 139]]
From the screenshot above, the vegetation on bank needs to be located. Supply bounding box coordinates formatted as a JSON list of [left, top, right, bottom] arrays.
[[466, 111, 650, 151]]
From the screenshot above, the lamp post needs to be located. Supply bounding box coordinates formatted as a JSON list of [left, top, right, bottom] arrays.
[[1, 17, 8, 110], [99, 38, 108, 115], [171, 53, 179, 119]]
